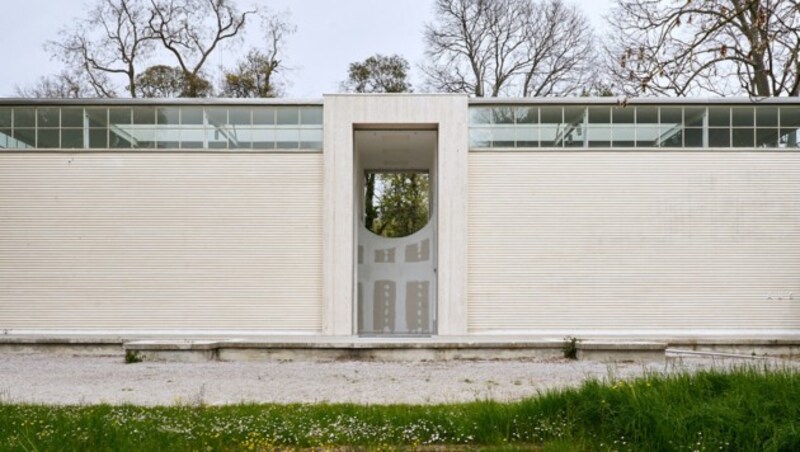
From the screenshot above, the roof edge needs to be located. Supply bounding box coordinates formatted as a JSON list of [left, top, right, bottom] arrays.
[[0, 98, 324, 106], [468, 96, 800, 105], [0, 95, 797, 106]]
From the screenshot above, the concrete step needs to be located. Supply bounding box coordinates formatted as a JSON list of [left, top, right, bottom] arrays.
[[123, 338, 566, 362], [122, 338, 668, 363]]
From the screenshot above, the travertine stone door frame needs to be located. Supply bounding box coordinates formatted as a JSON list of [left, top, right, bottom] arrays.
[[322, 94, 469, 336]]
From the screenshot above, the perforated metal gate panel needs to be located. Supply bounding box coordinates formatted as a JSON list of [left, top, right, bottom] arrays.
[[357, 222, 436, 335]]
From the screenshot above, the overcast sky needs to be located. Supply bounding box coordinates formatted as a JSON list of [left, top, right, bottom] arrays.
[[0, 0, 612, 98]]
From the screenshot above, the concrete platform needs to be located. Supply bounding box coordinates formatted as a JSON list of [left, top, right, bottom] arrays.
[[2, 334, 799, 363], [123, 338, 570, 363], [123, 337, 672, 363]]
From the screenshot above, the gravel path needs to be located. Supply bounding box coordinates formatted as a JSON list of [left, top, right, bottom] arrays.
[[0, 354, 795, 406]]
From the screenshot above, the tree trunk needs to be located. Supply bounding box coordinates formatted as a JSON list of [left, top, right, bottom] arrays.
[[364, 173, 377, 232]]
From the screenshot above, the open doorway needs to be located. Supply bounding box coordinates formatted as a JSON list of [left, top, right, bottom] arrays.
[[355, 129, 437, 336]]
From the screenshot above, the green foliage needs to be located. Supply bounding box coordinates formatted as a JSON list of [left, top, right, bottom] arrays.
[[124, 350, 142, 364], [1, 368, 799, 450], [367, 173, 430, 238], [562, 336, 580, 360], [133, 65, 212, 98], [342, 54, 412, 94]]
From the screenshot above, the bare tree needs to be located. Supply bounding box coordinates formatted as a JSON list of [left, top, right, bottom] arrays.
[[423, 0, 595, 97], [222, 13, 295, 98], [39, 0, 259, 98], [605, 0, 800, 97], [15, 71, 95, 98], [520, 0, 595, 96], [148, 0, 254, 97], [47, 0, 154, 98]]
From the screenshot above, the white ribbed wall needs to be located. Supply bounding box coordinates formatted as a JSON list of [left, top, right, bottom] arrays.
[[468, 151, 800, 333], [0, 153, 322, 333]]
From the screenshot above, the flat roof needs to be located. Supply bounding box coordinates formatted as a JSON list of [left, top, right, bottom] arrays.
[[0, 96, 798, 106]]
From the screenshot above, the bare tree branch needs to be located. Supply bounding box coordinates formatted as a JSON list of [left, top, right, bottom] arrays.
[[221, 11, 295, 98], [148, 0, 255, 97], [604, 0, 800, 97], [423, 0, 596, 97], [15, 71, 96, 98], [46, 0, 154, 97]]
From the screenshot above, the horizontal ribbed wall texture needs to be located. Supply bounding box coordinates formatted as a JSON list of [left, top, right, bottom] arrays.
[[468, 151, 800, 333], [0, 153, 323, 332]]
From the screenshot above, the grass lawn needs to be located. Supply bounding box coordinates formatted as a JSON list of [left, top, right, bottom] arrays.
[[1, 366, 799, 451]]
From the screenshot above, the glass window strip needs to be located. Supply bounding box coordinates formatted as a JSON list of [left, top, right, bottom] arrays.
[[0, 105, 323, 151], [468, 105, 799, 150], [3, 103, 799, 151]]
